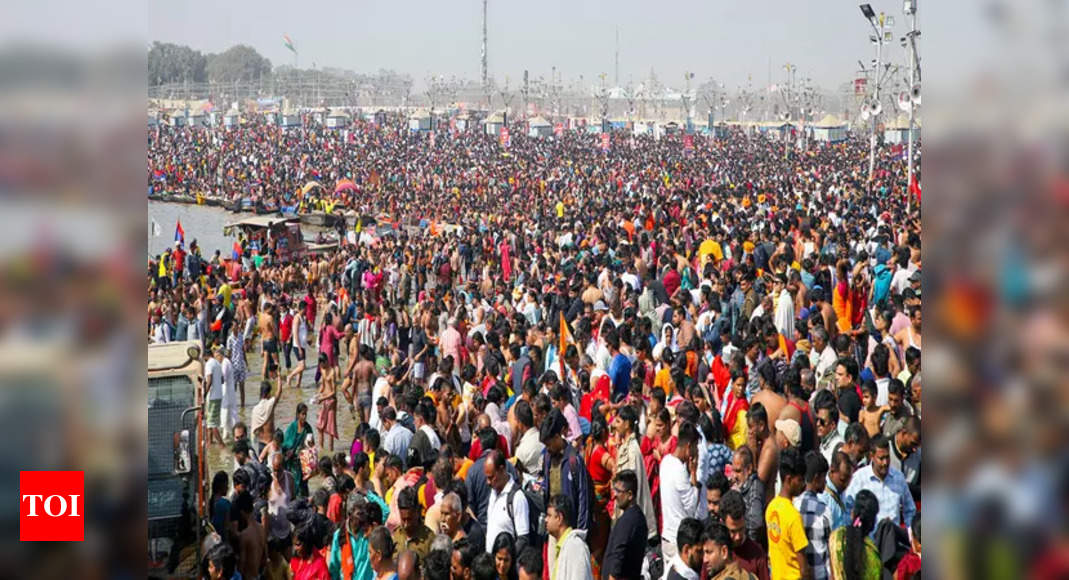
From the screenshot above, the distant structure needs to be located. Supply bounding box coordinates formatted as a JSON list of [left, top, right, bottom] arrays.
[[615, 27, 620, 87], [481, 0, 489, 104]]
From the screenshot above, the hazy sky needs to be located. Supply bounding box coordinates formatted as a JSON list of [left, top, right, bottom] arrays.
[[147, 0, 956, 92]]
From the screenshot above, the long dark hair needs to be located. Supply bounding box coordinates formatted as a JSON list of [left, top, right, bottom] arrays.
[[844, 490, 879, 578]]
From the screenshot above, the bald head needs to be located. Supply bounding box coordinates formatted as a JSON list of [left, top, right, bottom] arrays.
[[476, 413, 492, 430], [397, 550, 419, 580]]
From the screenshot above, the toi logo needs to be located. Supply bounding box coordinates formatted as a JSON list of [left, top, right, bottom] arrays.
[[20, 471, 84, 541]]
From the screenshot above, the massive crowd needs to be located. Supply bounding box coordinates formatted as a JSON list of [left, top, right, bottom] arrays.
[[148, 114, 922, 580]]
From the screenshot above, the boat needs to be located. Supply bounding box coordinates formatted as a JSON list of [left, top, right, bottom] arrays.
[[299, 211, 345, 228], [223, 215, 338, 262]]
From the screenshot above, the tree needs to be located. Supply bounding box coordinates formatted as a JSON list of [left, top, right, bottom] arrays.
[[205, 44, 272, 84], [148, 41, 207, 86]]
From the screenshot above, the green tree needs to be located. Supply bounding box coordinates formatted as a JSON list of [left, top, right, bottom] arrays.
[[148, 41, 207, 86], [205, 45, 272, 84]]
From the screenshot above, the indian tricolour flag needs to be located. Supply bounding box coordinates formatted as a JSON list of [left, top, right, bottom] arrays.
[[283, 34, 297, 55]]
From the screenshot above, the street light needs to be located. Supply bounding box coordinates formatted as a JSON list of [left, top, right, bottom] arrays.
[[859, 2, 886, 186], [860, 3, 876, 21]]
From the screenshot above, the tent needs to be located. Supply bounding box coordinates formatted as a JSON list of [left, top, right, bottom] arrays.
[[812, 114, 848, 143]]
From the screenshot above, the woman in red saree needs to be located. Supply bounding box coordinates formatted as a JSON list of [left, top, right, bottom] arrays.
[[290, 520, 330, 580], [721, 371, 750, 450], [585, 416, 615, 579]]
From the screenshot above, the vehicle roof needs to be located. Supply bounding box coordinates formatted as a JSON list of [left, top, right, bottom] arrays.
[[148, 341, 203, 373], [224, 215, 299, 229]]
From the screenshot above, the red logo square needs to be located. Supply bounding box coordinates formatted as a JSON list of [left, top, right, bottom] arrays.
[[20, 471, 84, 541]]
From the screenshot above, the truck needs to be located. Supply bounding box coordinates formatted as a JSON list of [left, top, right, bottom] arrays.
[[148, 341, 205, 577]]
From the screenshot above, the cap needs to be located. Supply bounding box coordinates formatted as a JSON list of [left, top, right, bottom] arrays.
[[795, 339, 811, 354], [593, 300, 609, 312], [775, 418, 801, 448], [909, 270, 922, 282]]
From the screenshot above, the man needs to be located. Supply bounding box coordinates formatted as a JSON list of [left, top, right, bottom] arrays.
[[765, 447, 811, 580], [889, 416, 921, 500], [286, 302, 309, 389], [702, 520, 757, 580], [674, 306, 698, 352], [466, 427, 517, 528], [818, 451, 853, 532], [545, 494, 592, 580], [772, 274, 794, 340], [233, 491, 266, 580], [807, 327, 836, 380], [251, 380, 279, 457], [602, 470, 648, 580], [381, 406, 414, 468], [539, 409, 591, 532], [451, 537, 478, 580], [813, 397, 843, 465], [397, 550, 420, 580], [844, 435, 916, 527], [706, 471, 731, 522], [437, 489, 485, 549], [410, 401, 442, 464], [423, 550, 451, 580], [606, 330, 632, 403], [840, 423, 870, 469], [832, 358, 861, 425], [392, 486, 434, 558], [730, 446, 765, 547], [666, 517, 704, 580], [793, 452, 831, 580], [368, 526, 398, 580], [485, 449, 531, 554], [517, 546, 544, 580], [881, 380, 913, 438], [511, 400, 545, 478], [746, 403, 779, 506], [774, 418, 801, 452], [661, 421, 701, 563], [204, 346, 225, 446], [719, 490, 770, 580]]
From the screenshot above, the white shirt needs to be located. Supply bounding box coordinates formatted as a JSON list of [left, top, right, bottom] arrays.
[[152, 322, 170, 344], [221, 358, 236, 407], [419, 424, 441, 452], [659, 454, 698, 545], [774, 288, 795, 339], [875, 377, 890, 406], [368, 377, 390, 431], [486, 478, 530, 553], [810, 344, 837, 378], [205, 358, 224, 401]]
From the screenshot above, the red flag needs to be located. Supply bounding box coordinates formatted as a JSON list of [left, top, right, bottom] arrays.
[[174, 220, 185, 245]]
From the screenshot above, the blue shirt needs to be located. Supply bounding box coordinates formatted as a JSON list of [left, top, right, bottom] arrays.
[[608, 353, 632, 402], [818, 478, 849, 532], [843, 464, 916, 528]]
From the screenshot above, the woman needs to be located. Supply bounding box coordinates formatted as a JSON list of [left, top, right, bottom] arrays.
[[611, 405, 657, 540], [828, 490, 882, 580], [283, 403, 315, 498], [584, 417, 614, 577], [316, 352, 339, 452], [697, 411, 733, 482], [718, 369, 749, 450], [489, 533, 517, 580], [290, 519, 330, 580]]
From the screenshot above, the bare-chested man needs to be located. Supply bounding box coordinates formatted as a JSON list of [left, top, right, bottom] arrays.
[[259, 303, 279, 381], [286, 302, 310, 389], [234, 491, 265, 580], [352, 344, 378, 424], [746, 402, 780, 506], [339, 324, 359, 411]]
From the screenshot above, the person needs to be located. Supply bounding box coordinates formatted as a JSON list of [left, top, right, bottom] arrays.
[[702, 520, 757, 580], [746, 403, 778, 506], [471, 553, 497, 580], [205, 346, 226, 446], [516, 547, 543, 580], [252, 380, 281, 458], [396, 551, 420, 580], [705, 471, 731, 522], [233, 491, 266, 580], [510, 400, 544, 478], [666, 517, 704, 580], [730, 446, 765, 547], [888, 416, 921, 501], [894, 518, 921, 580], [611, 404, 658, 540], [490, 532, 517, 580], [410, 401, 442, 465], [813, 396, 843, 465], [602, 470, 648, 580], [545, 494, 592, 580], [287, 303, 310, 389], [831, 359, 861, 426], [381, 407, 414, 468], [283, 403, 314, 498], [584, 417, 614, 570], [843, 435, 916, 528], [765, 447, 811, 580], [719, 490, 770, 580], [484, 449, 531, 554], [391, 486, 434, 558], [721, 371, 749, 450], [368, 526, 398, 580], [660, 421, 701, 563], [228, 321, 249, 408], [317, 352, 340, 452], [467, 427, 517, 529], [857, 382, 887, 438], [793, 452, 831, 580], [880, 380, 912, 438], [451, 537, 478, 580], [328, 493, 374, 580], [827, 490, 881, 580], [539, 409, 592, 533], [205, 541, 237, 580], [818, 452, 854, 532], [839, 424, 870, 469], [291, 518, 330, 580], [422, 550, 452, 580], [209, 471, 232, 542]]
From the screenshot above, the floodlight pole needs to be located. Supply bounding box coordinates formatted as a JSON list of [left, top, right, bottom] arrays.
[[906, 0, 919, 211], [861, 4, 884, 185]]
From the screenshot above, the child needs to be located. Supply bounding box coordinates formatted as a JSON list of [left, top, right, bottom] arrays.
[[258, 429, 284, 465], [298, 434, 318, 485], [858, 380, 889, 437]]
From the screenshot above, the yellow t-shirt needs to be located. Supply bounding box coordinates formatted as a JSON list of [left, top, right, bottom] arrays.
[[766, 496, 809, 580], [218, 283, 233, 309], [556, 201, 565, 218], [654, 367, 674, 398]]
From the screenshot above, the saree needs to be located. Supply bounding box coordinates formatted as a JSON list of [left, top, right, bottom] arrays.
[[283, 419, 313, 498]]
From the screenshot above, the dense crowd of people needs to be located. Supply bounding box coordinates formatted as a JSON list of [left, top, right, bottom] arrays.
[[148, 114, 922, 580]]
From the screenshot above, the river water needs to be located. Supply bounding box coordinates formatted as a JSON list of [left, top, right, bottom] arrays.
[[148, 200, 349, 482]]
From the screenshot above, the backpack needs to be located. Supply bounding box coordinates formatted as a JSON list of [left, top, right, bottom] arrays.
[[506, 480, 545, 549]]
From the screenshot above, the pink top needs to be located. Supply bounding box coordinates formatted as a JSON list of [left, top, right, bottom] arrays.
[[440, 326, 462, 364], [319, 324, 343, 367]]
